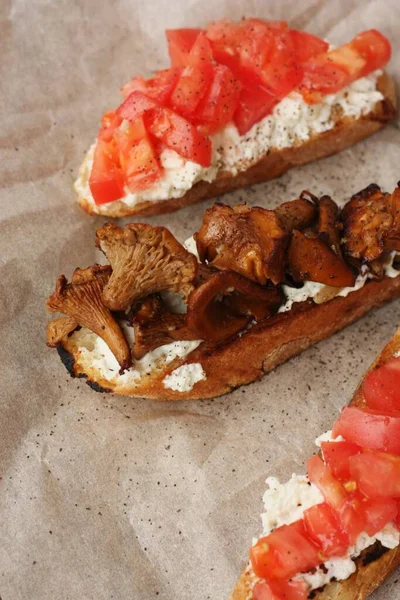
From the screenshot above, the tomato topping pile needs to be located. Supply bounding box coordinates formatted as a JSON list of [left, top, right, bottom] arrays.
[[249, 356, 400, 599], [89, 21, 391, 204]]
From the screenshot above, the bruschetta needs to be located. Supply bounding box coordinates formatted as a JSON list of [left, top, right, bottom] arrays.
[[75, 20, 396, 218], [230, 327, 400, 600], [46, 181, 400, 400]]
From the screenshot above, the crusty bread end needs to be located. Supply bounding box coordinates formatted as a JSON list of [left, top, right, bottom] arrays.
[[76, 73, 396, 218]]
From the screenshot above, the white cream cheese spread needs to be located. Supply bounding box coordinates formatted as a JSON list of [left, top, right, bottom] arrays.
[[71, 324, 202, 387], [75, 71, 383, 210], [163, 363, 206, 392]]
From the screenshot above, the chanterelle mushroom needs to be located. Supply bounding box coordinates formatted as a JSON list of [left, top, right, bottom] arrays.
[[196, 203, 287, 285], [46, 316, 78, 347], [96, 222, 198, 311], [275, 194, 317, 232], [46, 264, 131, 371], [131, 295, 199, 359], [342, 183, 400, 262], [186, 270, 282, 342]]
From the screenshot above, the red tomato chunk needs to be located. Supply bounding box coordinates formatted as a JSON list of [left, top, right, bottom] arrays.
[[332, 407, 400, 455], [363, 358, 400, 412]]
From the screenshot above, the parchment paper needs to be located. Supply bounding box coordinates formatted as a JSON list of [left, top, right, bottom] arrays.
[[1, 1, 400, 599]]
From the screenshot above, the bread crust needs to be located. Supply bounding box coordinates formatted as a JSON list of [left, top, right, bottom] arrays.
[[58, 273, 400, 401], [230, 327, 400, 600], [76, 73, 396, 218]]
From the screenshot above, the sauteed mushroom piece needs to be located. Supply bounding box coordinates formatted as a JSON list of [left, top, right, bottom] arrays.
[[131, 295, 199, 360], [186, 270, 281, 342], [96, 222, 198, 311], [46, 265, 131, 371], [342, 183, 400, 262], [275, 195, 317, 232], [46, 316, 78, 347], [196, 203, 287, 285], [317, 195, 343, 257], [288, 230, 356, 288]]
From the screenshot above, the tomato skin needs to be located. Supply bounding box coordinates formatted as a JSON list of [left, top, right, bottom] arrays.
[[253, 579, 308, 600], [113, 118, 163, 192], [321, 441, 362, 481], [300, 30, 391, 104], [89, 139, 124, 205], [98, 111, 123, 143], [250, 520, 320, 580], [363, 498, 398, 536], [338, 493, 366, 544], [116, 91, 160, 122], [363, 358, 400, 412], [304, 502, 349, 557], [350, 29, 391, 76], [120, 68, 181, 103], [395, 500, 400, 530], [194, 64, 241, 134], [332, 406, 400, 455], [170, 33, 214, 117], [146, 107, 212, 166], [307, 455, 347, 510], [349, 450, 400, 499], [288, 30, 329, 62], [166, 28, 203, 67], [234, 85, 278, 135]]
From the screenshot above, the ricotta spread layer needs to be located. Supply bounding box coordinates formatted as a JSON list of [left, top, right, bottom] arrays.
[[75, 71, 383, 210]]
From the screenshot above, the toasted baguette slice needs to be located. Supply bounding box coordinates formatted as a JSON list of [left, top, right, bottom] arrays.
[[230, 327, 400, 600], [57, 272, 400, 400], [76, 73, 396, 218]]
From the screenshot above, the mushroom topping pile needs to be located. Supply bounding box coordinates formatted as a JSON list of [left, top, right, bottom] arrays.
[[46, 184, 400, 368]]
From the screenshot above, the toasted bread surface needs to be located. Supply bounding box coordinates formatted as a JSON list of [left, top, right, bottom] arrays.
[[58, 272, 400, 401], [76, 73, 396, 218], [230, 327, 400, 600]]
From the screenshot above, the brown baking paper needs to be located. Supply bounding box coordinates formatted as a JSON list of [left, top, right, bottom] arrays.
[[1, 1, 400, 598]]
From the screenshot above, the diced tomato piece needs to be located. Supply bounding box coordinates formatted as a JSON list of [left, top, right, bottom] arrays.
[[98, 111, 123, 143], [206, 18, 240, 51], [307, 455, 348, 510], [194, 64, 241, 134], [113, 118, 163, 192], [120, 68, 181, 103], [332, 406, 400, 455], [116, 91, 160, 122], [321, 441, 362, 481], [363, 358, 400, 412], [146, 107, 212, 166], [350, 29, 391, 76], [304, 502, 349, 558], [363, 498, 397, 536], [395, 500, 400, 530], [170, 33, 214, 117], [349, 450, 400, 499], [257, 30, 304, 98], [166, 28, 203, 67], [89, 139, 124, 205], [288, 30, 329, 63], [234, 85, 278, 135], [253, 579, 308, 600], [338, 493, 366, 544], [250, 520, 320, 580], [300, 30, 391, 104]]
